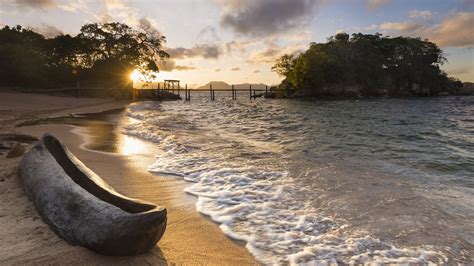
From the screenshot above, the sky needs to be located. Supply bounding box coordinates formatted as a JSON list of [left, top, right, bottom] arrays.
[[0, 0, 473, 87]]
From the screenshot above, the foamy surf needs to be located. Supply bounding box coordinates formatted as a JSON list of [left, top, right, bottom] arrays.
[[147, 150, 447, 264], [121, 97, 473, 264]]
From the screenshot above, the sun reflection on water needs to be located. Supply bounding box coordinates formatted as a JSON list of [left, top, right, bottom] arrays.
[[119, 133, 149, 156]]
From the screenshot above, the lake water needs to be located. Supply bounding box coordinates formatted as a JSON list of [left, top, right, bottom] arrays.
[[124, 93, 473, 264]]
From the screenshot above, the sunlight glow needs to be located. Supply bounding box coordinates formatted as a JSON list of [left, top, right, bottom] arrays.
[[119, 134, 149, 155], [130, 69, 142, 82]]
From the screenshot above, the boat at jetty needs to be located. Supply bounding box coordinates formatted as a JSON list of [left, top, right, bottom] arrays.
[[19, 134, 167, 255]]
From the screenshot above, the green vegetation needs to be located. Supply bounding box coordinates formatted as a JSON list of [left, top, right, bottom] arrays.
[[0, 22, 168, 93], [272, 33, 463, 98]]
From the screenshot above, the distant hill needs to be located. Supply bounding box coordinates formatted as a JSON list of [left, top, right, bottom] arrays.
[[196, 81, 230, 90], [196, 81, 269, 90]]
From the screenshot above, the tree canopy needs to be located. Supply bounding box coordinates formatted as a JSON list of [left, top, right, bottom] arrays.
[[272, 33, 462, 97], [0, 22, 169, 89]]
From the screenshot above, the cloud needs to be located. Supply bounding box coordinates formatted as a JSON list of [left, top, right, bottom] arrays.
[[103, 0, 126, 10], [167, 44, 223, 59], [198, 26, 220, 42], [429, 12, 474, 48], [158, 59, 196, 71], [219, 0, 322, 37], [231, 67, 240, 71], [8, 0, 55, 9], [96, 0, 140, 26], [380, 12, 474, 48], [247, 41, 304, 64], [214, 68, 221, 72], [31, 23, 63, 38], [174, 65, 196, 71], [380, 22, 424, 33], [409, 10, 433, 20], [337, 24, 379, 34], [138, 17, 163, 38], [461, 0, 474, 8], [367, 0, 391, 9], [7, 0, 86, 12], [96, 13, 114, 22], [248, 48, 280, 64], [58, 0, 86, 12], [157, 59, 176, 72], [156, 55, 196, 72], [253, 70, 260, 73], [446, 65, 472, 75], [225, 40, 256, 55]]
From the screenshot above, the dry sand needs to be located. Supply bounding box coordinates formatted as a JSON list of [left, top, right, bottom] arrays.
[[0, 91, 257, 265]]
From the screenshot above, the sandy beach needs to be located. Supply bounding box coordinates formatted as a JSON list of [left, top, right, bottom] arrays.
[[0, 91, 257, 265]]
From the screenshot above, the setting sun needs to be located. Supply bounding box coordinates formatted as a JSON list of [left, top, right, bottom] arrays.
[[130, 70, 141, 82]]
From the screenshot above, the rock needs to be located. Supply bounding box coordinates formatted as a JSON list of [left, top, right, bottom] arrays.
[[327, 84, 344, 96], [344, 85, 362, 97], [6, 143, 27, 158], [412, 83, 420, 94], [264, 91, 276, 99]]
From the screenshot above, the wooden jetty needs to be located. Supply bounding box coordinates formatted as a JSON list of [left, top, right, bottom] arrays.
[[30, 78, 273, 102], [134, 82, 273, 101], [182, 83, 272, 101]]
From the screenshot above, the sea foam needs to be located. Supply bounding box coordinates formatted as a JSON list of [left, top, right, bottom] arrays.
[[123, 100, 453, 264]]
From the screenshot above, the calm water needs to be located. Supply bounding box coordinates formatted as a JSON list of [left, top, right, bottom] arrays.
[[123, 93, 473, 264]]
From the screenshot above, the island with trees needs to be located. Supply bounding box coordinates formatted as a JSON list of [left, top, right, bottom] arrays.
[[272, 33, 463, 98]]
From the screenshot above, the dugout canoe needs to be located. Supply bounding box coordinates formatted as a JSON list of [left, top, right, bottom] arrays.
[[19, 133, 167, 255]]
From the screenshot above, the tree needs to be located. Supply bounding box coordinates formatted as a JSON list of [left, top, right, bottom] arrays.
[[273, 33, 456, 97], [271, 54, 294, 77], [0, 25, 49, 87], [0, 22, 170, 92], [77, 22, 168, 74]]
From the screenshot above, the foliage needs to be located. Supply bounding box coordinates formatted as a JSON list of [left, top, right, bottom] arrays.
[[77, 22, 168, 71], [0, 26, 48, 87], [271, 54, 294, 77], [272, 33, 462, 97], [0, 22, 168, 90]]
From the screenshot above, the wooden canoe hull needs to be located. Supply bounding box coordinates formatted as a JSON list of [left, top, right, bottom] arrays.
[[19, 134, 167, 255]]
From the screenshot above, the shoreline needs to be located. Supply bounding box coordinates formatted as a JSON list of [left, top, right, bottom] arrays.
[[0, 91, 257, 265]]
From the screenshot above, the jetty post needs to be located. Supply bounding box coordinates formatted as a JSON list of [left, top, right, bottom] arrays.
[[232, 84, 235, 100], [178, 81, 180, 97], [249, 84, 252, 100], [157, 83, 161, 100], [265, 85, 268, 97], [210, 83, 215, 101], [184, 84, 188, 101]]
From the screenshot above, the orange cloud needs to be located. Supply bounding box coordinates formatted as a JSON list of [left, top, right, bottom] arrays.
[[380, 12, 474, 48], [367, 0, 391, 9], [430, 12, 474, 48]]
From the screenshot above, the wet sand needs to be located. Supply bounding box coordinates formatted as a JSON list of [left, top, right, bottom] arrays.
[[0, 91, 257, 265]]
